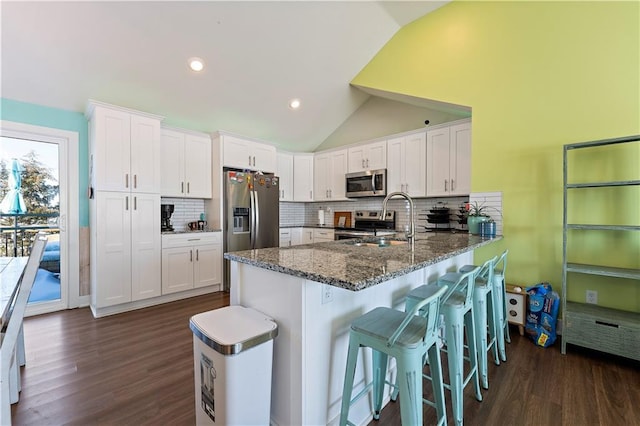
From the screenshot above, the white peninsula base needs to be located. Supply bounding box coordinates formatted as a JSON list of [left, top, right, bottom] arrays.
[[230, 251, 473, 426]]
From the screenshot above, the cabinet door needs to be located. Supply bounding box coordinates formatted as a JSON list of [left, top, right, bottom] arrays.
[[366, 141, 387, 171], [184, 134, 212, 198], [386, 136, 405, 193], [94, 191, 132, 307], [162, 246, 194, 294], [403, 132, 426, 197], [131, 193, 161, 301], [301, 228, 315, 244], [290, 228, 303, 246], [92, 107, 131, 192], [313, 153, 330, 201], [130, 114, 161, 193], [160, 129, 186, 197], [313, 229, 334, 242], [426, 127, 451, 196], [193, 243, 222, 288], [253, 142, 277, 173], [279, 229, 292, 247], [329, 150, 348, 200], [450, 122, 471, 196], [277, 153, 294, 201], [223, 135, 252, 169], [294, 154, 314, 202], [347, 145, 367, 173]]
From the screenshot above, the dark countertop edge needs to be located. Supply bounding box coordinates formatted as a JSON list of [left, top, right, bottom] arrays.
[[224, 236, 502, 291], [279, 224, 337, 229]]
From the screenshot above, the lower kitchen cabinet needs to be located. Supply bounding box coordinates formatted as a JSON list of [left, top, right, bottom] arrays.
[[313, 228, 334, 243], [91, 191, 161, 310], [161, 232, 222, 295], [280, 229, 292, 247], [291, 228, 315, 246]]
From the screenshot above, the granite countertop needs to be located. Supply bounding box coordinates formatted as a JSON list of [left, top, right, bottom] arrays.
[[224, 233, 502, 291]]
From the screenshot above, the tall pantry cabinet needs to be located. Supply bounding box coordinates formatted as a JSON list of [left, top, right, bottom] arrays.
[[87, 101, 163, 316]]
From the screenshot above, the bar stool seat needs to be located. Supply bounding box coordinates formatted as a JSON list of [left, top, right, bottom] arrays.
[[405, 269, 482, 426], [340, 285, 448, 426]]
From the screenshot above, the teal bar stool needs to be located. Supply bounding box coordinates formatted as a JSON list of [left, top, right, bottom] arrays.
[[339, 285, 448, 426], [405, 269, 483, 426], [493, 250, 510, 360], [460, 255, 499, 389]]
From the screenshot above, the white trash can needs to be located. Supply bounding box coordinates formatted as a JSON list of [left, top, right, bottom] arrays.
[[190, 305, 278, 425]]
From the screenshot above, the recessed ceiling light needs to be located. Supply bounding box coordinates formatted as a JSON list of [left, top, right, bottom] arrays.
[[189, 57, 205, 72], [289, 98, 301, 110]]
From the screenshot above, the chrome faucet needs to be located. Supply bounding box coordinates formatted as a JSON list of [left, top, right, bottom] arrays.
[[381, 191, 415, 250]]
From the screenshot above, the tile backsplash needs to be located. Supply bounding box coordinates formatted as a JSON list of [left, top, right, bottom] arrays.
[[161, 197, 206, 232]]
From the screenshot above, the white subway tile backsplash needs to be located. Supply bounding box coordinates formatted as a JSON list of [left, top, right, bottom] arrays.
[[161, 197, 206, 232]]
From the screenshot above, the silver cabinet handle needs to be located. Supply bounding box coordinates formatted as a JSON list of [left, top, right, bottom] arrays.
[[134, 174, 137, 189], [248, 155, 252, 166], [181, 182, 184, 193], [196, 249, 199, 261], [190, 249, 193, 262], [444, 180, 448, 191], [125, 174, 129, 189], [187, 182, 190, 194], [361, 159, 365, 168], [310, 190, 312, 199], [405, 183, 409, 193], [252, 156, 256, 166], [366, 159, 369, 168], [125, 196, 129, 210], [134, 196, 137, 210], [329, 189, 332, 198], [451, 179, 455, 191]]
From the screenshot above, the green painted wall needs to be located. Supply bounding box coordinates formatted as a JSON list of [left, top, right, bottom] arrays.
[[353, 1, 640, 311], [0, 98, 89, 226]]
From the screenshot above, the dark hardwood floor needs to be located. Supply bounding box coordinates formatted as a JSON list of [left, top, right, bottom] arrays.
[[12, 293, 640, 425]]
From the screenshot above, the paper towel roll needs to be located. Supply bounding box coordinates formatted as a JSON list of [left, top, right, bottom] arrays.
[[318, 209, 325, 225]]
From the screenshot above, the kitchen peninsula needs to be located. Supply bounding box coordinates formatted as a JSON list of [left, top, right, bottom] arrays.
[[225, 233, 501, 426]]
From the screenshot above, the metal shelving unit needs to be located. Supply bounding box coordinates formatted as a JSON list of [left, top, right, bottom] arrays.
[[561, 135, 640, 360]]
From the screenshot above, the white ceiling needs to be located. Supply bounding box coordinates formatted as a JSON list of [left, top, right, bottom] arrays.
[[1, 1, 449, 152]]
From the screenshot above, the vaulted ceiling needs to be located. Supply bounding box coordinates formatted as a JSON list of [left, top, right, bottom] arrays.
[[1, 1, 450, 152]]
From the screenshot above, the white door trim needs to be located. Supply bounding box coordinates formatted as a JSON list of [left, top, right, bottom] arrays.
[[1, 120, 81, 313]]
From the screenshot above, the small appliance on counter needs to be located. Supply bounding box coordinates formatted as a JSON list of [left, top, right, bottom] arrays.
[[161, 204, 175, 232]]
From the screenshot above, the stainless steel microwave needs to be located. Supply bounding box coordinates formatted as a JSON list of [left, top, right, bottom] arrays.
[[345, 169, 387, 198]]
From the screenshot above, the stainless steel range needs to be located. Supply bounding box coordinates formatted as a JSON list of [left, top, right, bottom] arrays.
[[334, 210, 396, 240]]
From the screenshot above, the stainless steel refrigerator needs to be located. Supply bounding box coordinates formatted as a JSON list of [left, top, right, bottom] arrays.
[[223, 170, 280, 290]]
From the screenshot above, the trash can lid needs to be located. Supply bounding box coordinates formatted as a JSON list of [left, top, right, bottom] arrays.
[[190, 305, 278, 355]]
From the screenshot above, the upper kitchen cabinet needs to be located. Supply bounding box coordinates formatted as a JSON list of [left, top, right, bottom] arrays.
[[314, 148, 348, 201], [347, 140, 386, 173], [426, 120, 471, 197], [294, 153, 314, 202], [276, 152, 294, 201], [387, 131, 427, 197], [222, 133, 276, 173], [161, 127, 212, 198], [87, 100, 162, 193]]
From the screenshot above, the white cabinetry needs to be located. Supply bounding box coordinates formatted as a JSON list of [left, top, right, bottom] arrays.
[[291, 228, 314, 246], [279, 229, 292, 247], [91, 191, 161, 308], [294, 154, 315, 202], [222, 134, 276, 173], [348, 140, 386, 173], [277, 152, 294, 201], [87, 101, 162, 193], [161, 232, 222, 295], [160, 128, 212, 198], [313, 229, 335, 243], [426, 120, 471, 197], [314, 149, 347, 201], [387, 131, 427, 197]]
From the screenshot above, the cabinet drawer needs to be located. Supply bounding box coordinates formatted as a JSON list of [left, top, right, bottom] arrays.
[[162, 232, 221, 248]]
